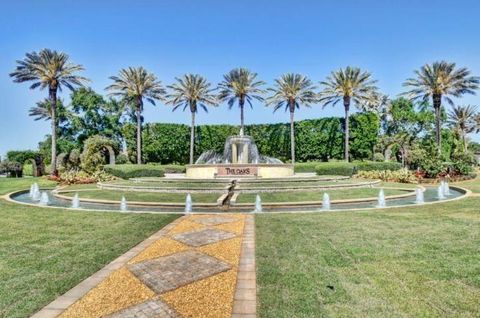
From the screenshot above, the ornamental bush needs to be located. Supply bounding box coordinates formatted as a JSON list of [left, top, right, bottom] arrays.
[[104, 164, 165, 179], [315, 162, 357, 176], [356, 168, 417, 183], [81, 135, 118, 173], [355, 161, 402, 172]]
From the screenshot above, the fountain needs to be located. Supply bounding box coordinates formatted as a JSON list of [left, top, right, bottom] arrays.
[[120, 196, 128, 211], [437, 185, 445, 200], [185, 194, 192, 213], [415, 187, 424, 204], [443, 181, 451, 196], [187, 130, 293, 179], [377, 188, 386, 208], [30, 183, 41, 201], [39, 192, 49, 206], [254, 194, 262, 213], [322, 192, 331, 211], [72, 193, 80, 209]]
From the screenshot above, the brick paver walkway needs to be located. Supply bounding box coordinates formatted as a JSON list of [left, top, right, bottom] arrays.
[[32, 214, 256, 318]]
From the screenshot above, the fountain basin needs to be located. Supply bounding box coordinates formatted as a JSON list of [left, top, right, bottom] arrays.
[[186, 163, 294, 179]]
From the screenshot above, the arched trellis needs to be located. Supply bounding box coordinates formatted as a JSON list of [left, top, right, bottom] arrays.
[[81, 135, 119, 172], [6, 150, 45, 177], [104, 145, 116, 165]]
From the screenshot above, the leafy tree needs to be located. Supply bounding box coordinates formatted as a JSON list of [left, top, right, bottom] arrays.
[[402, 61, 479, 149], [106, 67, 166, 164], [69, 87, 124, 145], [166, 74, 218, 164], [218, 68, 265, 134], [266, 73, 317, 164], [447, 105, 478, 151], [319, 67, 379, 161], [10, 49, 88, 175]]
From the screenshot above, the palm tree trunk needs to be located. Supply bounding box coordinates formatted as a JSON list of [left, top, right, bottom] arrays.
[[463, 132, 468, 152], [343, 96, 350, 162], [136, 98, 143, 165], [433, 94, 442, 151], [290, 108, 295, 165], [239, 97, 245, 135], [49, 88, 58, 176], [190, 111, 195, 165]]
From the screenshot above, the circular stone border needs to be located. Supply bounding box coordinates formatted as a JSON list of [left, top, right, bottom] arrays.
[[4, 185, 471, 215]]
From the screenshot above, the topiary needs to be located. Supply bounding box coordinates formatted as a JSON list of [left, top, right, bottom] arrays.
[[81, 135, 118, 173]]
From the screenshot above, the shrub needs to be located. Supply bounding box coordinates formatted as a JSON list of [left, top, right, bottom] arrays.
[[81, 135, 118, 173], [160, 164, 186, 173], [450, 151, 477, 176], [104, 164, 165, 179], [315, 162, 356, 176], [355, 161, 402, 172], [373, 153, 384, 162], [0, 160, 23, 177], [295, 162, 325, 173], [115, 153, 130, 164], [356, 168, 417, 183], [50, 169, 116, 185]]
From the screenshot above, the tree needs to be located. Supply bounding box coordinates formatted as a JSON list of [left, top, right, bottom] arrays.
[[402, 61, 479, 150], [266, 73, 317, 164], [69, 87, 124, 145], [319, 66, 379, 161], [447, 105, 478, 151], [218, 68, 265, 134], [10, 49, 88, 175], [106, 67, 165, 164], [166, 74, 218, 164]]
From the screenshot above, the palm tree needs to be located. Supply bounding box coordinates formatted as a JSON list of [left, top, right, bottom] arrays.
[[218, 68, 265, 134], [402, 61, 479, 149], [319, 67, 379, 161], [267, 73, 317, 164], [10, 49, 88, 175], [106, 67, 165, 164], [166, 74, 218, 164], [447, 105, 478, 151]]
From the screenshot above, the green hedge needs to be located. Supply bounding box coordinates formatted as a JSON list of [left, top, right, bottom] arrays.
[[315, 161, 402, 176], [315, 162, 357, 176], [123, 113, 380, 164], [104, 164, 165, 179], [355, 161, 402, 171], [157, 164, 186, 173]]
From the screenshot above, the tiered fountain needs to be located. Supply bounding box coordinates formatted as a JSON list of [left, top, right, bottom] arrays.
[[187, 129, 293, 179]]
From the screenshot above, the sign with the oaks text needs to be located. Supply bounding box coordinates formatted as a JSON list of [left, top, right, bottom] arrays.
[[217, 166, 258, 177]]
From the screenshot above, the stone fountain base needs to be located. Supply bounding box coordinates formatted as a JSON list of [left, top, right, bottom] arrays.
[[186, 163, 294, 179]]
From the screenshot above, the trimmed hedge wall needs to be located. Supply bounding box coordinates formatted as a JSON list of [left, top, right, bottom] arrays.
[[315, 161, 402, 176], [123, 112, 380, 164], [316, 162, 357, 176], [104, 164, 165, 179]]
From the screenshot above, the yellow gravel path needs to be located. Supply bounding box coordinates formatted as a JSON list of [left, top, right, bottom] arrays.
[[59, 214, 246, 318]]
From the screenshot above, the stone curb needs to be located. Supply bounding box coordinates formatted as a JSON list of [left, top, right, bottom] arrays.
[[30, 216, 187, 318], [232, 214, 256, 317]]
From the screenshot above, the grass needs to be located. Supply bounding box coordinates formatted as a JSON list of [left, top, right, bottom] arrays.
[[237, 188, 409, 204], [255, 178, 480, 317], [59, 189, 222, 203], [0, 177, 178, 318]]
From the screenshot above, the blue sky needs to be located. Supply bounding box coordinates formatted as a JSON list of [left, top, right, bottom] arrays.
[[1, 0, 480, 157]]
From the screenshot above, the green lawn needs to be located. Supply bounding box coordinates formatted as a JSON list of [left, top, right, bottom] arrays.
[[237, 188, 409, 204], [256, 179, 480, 317], [107, 180, 229, 189], [58, 189, 222, 203], [237, 179, 373, 189], [0, 178, 178, 318]]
